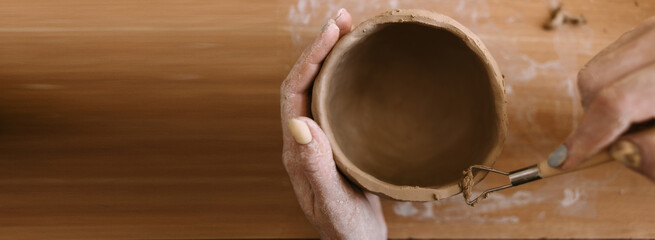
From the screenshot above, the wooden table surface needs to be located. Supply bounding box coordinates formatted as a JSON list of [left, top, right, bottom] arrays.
[[1, 0, 654, 239]]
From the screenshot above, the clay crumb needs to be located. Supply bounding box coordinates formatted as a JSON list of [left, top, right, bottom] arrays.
[[460, 168, 474, 203], [460, 165, 492, 207], [543, 4, 586, 30]]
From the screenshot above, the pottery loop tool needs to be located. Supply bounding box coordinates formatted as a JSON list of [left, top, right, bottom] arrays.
[[463, 121, 655, 206], [462, 150, 619, 206]]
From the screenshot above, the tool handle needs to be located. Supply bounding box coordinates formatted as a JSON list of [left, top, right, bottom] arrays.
[[537, 150, 613, 178]]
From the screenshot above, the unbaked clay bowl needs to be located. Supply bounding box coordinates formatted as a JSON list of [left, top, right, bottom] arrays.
[[312, 9, 507, 201]]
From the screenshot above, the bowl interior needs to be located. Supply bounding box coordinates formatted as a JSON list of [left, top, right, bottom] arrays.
[[327, 22, 499, 188]]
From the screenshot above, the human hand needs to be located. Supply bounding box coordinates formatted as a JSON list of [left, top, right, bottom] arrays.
[[280, 9, 387, 240], [547, 17, 655, 181]]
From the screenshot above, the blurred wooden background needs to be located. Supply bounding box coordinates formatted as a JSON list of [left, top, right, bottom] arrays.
[[1, 0, 654, 239]]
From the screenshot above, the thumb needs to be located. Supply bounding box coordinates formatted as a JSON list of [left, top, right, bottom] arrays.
[[288, 117, 346, 197], [546, 94, 631, 170]]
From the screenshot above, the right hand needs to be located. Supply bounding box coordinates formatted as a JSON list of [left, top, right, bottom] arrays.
[[547, 17, 655, 181]]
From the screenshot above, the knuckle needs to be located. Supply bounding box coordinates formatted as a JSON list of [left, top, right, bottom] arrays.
[[594, 87, 627, 117], [302, 162, 322, 175], [299, 152, 321, 172], [299, 152, 333, 176]]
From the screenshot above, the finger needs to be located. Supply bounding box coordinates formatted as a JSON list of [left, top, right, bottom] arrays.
[[280, 20, 340, 120], [288, 117, 348, 199], [280, 19, 341, 208], [334, 8, 353, 37], [578, 16, 655, 108], [585, 17, 655, 66], [617, 127, 655, 181], [549, 63, 655, 169], [281, 8, 352, 120]]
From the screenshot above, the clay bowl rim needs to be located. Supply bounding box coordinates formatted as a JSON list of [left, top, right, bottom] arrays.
[[312, 9, 507, 201]]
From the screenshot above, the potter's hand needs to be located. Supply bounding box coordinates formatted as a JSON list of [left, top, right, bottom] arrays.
[[548, 17, 655, 180], [280, 9, 387, 240]]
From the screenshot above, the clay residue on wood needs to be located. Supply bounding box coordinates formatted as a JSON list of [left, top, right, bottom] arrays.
[[543, 4, 586, 30], [460, 168, 475, 202], [460, 165, 490, 207]]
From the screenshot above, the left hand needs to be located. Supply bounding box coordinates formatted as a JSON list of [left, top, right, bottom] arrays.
[[280, 8, 387, 240]]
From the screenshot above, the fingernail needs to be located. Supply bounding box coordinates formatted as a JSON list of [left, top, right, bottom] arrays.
[[335, 8, 346, 21], [610, 140, 642, 169], [321, 19, 335, 32], [288, 118, 312, 144], [548, 145, 568, 168]]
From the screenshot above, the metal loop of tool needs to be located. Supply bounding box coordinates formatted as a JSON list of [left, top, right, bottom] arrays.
[[464, 165, 542, 206]]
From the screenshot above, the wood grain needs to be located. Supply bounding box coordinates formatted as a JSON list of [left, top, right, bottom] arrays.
[[1, 0, 654, 239]]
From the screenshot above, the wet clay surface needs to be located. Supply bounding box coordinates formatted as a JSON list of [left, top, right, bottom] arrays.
[[328, 23, 498, 187]]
